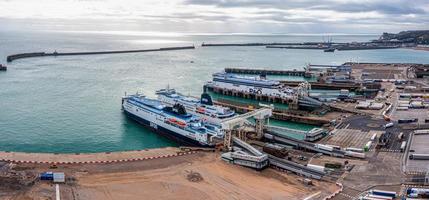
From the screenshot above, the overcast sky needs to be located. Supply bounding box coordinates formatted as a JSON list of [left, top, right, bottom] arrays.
[[0, 0, 428, 33]]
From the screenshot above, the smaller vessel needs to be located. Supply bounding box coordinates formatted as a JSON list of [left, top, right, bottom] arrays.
[[0, 64, 7, 71], [156, 87, 236, 125], [323, 48, 335, 52]]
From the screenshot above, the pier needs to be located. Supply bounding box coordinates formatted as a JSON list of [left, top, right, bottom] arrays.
[[281, 81, 361, 91], [6, 46, 195, 62], [225, 67, 308, 77], [201, 42, 345, 47], [266, 45, 328, 50], [213, 99, 331, 126]]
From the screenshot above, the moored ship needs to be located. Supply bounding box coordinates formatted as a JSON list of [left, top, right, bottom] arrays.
[[156, 88, 236, 125], [122, 93, 223, 147], [205, 72, 296, 99]]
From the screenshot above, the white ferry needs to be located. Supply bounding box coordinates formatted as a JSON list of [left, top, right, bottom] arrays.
[[156, 88, 236, 125], [122, 94, 223, 147], [205, 72, 295, 99]]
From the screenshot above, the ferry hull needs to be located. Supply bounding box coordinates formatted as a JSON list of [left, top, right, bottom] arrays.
[[123, 109, 214, 148]]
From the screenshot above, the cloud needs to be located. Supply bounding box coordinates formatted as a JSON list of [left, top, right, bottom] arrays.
[[0, 0, 427, 33]]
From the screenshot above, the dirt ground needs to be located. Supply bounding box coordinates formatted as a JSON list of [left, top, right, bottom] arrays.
[[2, 152, 338, 200]]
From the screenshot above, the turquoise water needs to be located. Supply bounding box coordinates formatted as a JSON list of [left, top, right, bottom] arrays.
[[0, 30, 428, 153]]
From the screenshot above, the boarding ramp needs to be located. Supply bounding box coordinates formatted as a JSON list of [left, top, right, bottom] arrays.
[[220, 107, 272, 130], [265, 126, 326, 142], [265, 132, 345, 157], [221, 137, 269, 170], [268, 155, 325, 180], [221, 106, 273, 150]]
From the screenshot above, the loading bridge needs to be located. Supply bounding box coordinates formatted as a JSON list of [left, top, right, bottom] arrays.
[[265, 132, 345, 157], [268, 155, 326, 180]]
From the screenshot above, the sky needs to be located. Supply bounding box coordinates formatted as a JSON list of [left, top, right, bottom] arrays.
[[0, 0, 428, 33]]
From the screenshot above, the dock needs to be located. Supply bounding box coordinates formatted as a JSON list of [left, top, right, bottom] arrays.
[[6, 46, 195, 62], [201, 42, 345, 47], [264, 132, 346, 158], [268, 155, 326, 180], [224, 67, 308, 77], [213, 99, 331, 126]]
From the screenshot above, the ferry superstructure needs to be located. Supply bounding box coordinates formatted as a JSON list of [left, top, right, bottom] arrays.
[[122, 94, 223, 147], [205, 72, 296, 99], [156, 88, 236, 125]]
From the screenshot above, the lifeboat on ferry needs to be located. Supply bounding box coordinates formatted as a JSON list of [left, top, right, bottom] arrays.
[[196, 107, 205, 113], [176, 121, 187, 127]]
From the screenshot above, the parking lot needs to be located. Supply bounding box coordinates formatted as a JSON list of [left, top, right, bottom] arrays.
[[406, 133, 429, 173], [322, 128, 379, 149]]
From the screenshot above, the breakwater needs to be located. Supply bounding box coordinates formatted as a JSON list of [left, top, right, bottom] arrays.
[[6, 46, 195, 62], [266, 45, 327, 50], [201, 42, 343, 47], [225, 68, 308, 77]]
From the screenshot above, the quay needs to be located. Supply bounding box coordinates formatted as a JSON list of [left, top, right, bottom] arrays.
[[201, 42, 344, 47], [225, 67, 309, 77], [280, 81, 360, 91], [0, 147, 189, 164], [6, 46, 195, 62], [213, 99, 330, 126], [266, 45, 328, 50]]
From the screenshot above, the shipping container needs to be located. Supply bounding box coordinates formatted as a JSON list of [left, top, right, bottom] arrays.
[[366, 194, 392, 200], [326, 144, 341, 150], [400, 141, 407, 152], [263, 144, 288, 158], [370, 189, 397, 198], [398, 132, 404, 140], [315, 144, 334, 152], [324, 162, 342, 169], [345, 147, 364, 153], [40, 172, 54, 181], [396, 107, 409, 110], [306, 164, 325, 173], [364, 141, 372, 152], [398, 103, 410, 107], [384, 123, 394, 129], [53, 172, 65, 183], [415, 129, 429, 134], [407, 188, 429, 195], [345, 151, 366, 158], [409, 154, 429, 160], [398, 119, 418, 124]]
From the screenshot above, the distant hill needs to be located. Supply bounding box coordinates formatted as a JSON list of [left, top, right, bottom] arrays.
[[378, 30, 429, 44]]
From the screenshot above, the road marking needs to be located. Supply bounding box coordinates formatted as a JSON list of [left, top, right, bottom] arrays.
[[56, 184, 60, 200], [303, 191, 321, 200]]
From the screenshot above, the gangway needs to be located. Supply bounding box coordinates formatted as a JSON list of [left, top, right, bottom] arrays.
[[269, 155, 325, 180], [265, 132, 345, 157], [265, 126, 326, 142], [221, 137, 269, 170], [221, 105, 273, 150]]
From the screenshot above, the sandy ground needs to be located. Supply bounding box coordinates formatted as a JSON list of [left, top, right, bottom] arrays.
[[2, 152, 338, 200], [72, 153, 334, 200]]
